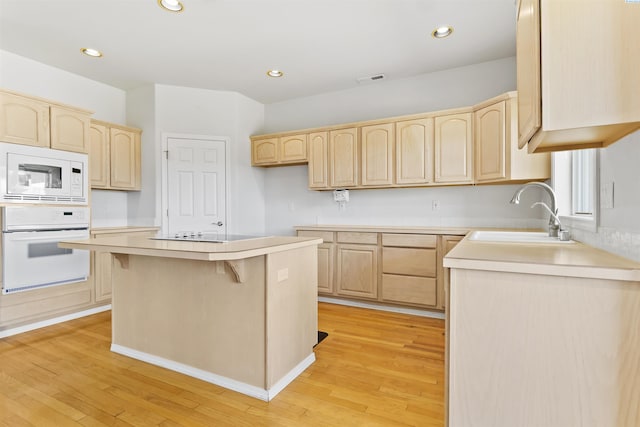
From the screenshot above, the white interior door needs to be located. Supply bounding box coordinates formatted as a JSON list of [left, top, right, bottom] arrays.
[[167, 137, 226, 236]]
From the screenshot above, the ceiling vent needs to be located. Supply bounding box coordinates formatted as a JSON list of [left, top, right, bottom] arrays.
[[356, 73, 386, 84]]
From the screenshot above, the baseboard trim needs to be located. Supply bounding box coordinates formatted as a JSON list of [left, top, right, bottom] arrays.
[[0, 304, 112, 338], [111, 344, 315, 401], [318, 296, 445, 319]]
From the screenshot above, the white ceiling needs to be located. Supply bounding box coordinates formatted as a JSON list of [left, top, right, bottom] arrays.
[[0, 0, 517, 104]]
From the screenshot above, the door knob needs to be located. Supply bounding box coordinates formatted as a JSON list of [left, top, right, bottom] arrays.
[[213, 221, 223, 226]]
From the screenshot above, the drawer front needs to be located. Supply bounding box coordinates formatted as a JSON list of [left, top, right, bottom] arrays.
[[297, 230, 335, 243], [336, 231, 378, 245], [382, 233, 437, 248], [382, 274, 437, 306], [382, 247, 436, 277]]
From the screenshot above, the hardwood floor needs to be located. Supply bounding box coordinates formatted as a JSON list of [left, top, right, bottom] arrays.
[[0, 302, 445, 426]]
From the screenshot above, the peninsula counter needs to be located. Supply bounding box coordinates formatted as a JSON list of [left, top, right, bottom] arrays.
[[60, 235, 323, 401]]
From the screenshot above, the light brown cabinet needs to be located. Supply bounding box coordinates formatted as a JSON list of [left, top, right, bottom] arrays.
[[474, 94, 550, 183], [361, 123, 394, 187], [0, 91, 50, 147], [90, 120, 141, 190], [251, 134, 307, 166], [517, 0, 640, 153], [381, 233, 438, 308], [297, 226, 467, 311], [434, 112, 473, 184], [296, 229, 335, 294], [395, 118, 434, 185], [336, 234, 378, 299], [0, 89, 91, 153], [329, 128, 359, 188], [308, 132, 329, 189]]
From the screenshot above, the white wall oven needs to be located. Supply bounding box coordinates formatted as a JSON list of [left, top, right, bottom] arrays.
[[2, 206, 90, 294], [0, 142, 88, 205]]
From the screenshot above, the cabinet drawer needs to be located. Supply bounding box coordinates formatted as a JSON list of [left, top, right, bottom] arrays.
[[382, 247, 436, 277], [382, 274, 437, 307], [297, 230, 334, 243], [336, 231, 378, 244], [382, 233, 437, 248]]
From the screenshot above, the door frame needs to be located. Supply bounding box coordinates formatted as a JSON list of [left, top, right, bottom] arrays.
[[160, 132, 231, 235]]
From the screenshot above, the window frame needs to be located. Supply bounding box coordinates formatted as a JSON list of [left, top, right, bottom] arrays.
[[551, 149, 599, 233]]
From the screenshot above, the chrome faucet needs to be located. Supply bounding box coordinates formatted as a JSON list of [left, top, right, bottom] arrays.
[[510, 182, 561, 237]]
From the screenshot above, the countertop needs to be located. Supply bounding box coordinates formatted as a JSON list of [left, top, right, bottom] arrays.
[[295, 224, 474, 235], [91, 226, 160, 235], [444, 233, 640, 282], [60, 235, 323, 261]]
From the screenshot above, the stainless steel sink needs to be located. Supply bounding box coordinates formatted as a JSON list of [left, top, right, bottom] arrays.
[[468, 230, 575, 244]]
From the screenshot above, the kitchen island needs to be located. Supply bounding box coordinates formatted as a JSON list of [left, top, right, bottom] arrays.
[[60, 235, 323, 401]]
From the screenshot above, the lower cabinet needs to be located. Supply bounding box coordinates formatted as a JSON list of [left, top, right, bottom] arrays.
[[296, 227, 465, 311], [91, 228, 159, 302]]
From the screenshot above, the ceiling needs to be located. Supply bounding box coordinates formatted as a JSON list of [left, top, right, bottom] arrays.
[[0, 0, 517, 104]]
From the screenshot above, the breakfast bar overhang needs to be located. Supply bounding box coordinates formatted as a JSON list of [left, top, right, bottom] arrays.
[[60, 235, 323, 401]]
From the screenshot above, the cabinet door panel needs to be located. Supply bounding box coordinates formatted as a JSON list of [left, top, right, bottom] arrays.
[[434, 113, 473, 183], [336, 244, 378, 299], [50, 106, 90, 153], [110, 128, 138, 189], [0, 92, 50, 147], [382, 247, 436, 277], [89, 123, 110, 188], [252, 138, 278, 165], [329, 128, 358, 188], [317, 243, 334, 294], [308, 132, 329, 188], [475, 101, 506, 182], [382, 274, 437, 307], [361, 123, 394, 186], [516, 0, 541, 148], [396, 118, 434, 185], [280, 134, 307, 163]]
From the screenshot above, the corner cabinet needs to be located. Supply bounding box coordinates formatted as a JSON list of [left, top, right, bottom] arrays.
[[517, 0, 640, 153], [90, 120, 141, 190], [434, 112, 473, 184], [0, 89, 91, 153]]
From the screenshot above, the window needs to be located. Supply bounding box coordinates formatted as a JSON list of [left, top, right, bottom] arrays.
[[552, 148, 599, 231]]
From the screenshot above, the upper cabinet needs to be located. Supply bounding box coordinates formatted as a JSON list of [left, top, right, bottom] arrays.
[[395, 118, 434, 185], [517, 0, 640, 153], [329, 128, 359, 188], [0, 89, 91, 153], [475, 93, 550, 183], [90, 120, 141, 191], [361, 123, 394, 187], [251, 133, 307, 166], [434, 112, 473, 184], [250, 91, 551, 189]]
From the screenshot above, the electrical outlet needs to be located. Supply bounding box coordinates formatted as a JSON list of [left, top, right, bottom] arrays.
[[432, 200, 440, 211]]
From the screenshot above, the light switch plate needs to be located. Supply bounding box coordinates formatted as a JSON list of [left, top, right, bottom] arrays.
[[600, 181, 614, 209]]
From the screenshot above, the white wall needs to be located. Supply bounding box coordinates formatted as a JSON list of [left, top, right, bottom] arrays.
[[128, 84, 266, 233], [569, 130, 640, 261], [262, 57, 547, 236], [0, 50, 130, 227], [264, 57, 518, 133]]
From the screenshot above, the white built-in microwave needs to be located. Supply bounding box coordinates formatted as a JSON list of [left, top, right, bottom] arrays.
[[0, 142, 88, 205]]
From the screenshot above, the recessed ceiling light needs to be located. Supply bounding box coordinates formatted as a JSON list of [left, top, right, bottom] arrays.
[[158, 0, 184, 13], [80, 48, 103, 58], [267, 70, 284, 78], [431, 26, 454, 39]]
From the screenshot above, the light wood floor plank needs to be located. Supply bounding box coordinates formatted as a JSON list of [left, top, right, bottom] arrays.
[[0, 302, 444, 426]]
